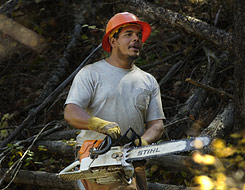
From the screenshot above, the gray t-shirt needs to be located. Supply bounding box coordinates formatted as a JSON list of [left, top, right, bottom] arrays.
[[65, 60, 165, 145]]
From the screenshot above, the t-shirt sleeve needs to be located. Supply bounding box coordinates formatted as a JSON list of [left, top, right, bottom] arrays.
[[146, 78, 165, 121], [65, 66, 94, 109]]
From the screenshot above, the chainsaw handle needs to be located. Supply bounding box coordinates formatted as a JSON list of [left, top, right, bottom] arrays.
[[90, 127, 141, 158], [90, 135, 112, 158], [113, 127, 141, 146]]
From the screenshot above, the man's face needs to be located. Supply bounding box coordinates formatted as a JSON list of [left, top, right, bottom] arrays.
[[110, 25, 143, 60]]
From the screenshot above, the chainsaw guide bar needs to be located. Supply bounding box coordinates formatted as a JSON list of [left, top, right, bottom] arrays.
[[125, 136, 210, 162]]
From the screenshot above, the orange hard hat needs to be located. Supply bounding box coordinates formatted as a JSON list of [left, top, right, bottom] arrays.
[[102, 12, 151, 52]]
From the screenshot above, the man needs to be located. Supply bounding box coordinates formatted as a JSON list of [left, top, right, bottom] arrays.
[[64, 12, 165, 190]]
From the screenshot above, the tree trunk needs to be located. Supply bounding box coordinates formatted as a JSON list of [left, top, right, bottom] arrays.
[[233, 0, 245, 132]]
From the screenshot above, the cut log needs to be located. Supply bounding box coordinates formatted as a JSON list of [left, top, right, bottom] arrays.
[[0, 168, 79, 190]]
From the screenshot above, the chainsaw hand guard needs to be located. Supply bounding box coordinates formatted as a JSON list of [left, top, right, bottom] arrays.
[[90, 127, 142, 158]]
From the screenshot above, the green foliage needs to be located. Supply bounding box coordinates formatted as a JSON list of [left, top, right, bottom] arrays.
[[0, 113, 13, 140]]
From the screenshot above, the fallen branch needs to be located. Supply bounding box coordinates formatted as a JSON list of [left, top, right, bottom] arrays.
[[185, 78, 234, 100]]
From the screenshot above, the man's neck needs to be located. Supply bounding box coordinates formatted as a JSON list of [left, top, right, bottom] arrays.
[[106, 55, 134, 69]]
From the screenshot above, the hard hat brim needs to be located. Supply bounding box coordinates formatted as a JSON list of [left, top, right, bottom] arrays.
[[102, 21, 151, 53]]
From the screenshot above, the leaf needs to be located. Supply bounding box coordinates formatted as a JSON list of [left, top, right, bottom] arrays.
[[16, 145, 24, 150], [27, 150, 34, 157], [81, 35, 88, 40], [88, 25, 97, 29], [0, 129, 8, 139], [181, 171, 187, 178], [230, 133, 242, 139], [238, 161, 245, 169], [38, 145, 47, 151]]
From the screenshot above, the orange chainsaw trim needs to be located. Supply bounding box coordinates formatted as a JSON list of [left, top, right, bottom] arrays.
[[78, 140, 103, 160]]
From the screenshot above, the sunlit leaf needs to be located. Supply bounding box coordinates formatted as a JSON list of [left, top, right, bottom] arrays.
[[193, 152, 216, 165], [194, 175, 214, 190], [212, 139, 226, 150], [17, 151, 23, 157]]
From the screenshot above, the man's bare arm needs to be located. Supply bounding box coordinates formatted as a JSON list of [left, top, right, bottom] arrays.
[[141, 120, 164, 144], [64, 103, 90, 130]]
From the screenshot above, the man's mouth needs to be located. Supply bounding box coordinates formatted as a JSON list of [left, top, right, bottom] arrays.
[[129, 44, 140, 51]]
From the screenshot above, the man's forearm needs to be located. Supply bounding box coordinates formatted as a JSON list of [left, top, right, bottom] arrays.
[[64, 103, 90, 129], [142, 120, 164, 144]]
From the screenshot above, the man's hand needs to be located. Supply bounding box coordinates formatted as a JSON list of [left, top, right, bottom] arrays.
[[88, 117, 121, 139], [134, 137, 148, 147]]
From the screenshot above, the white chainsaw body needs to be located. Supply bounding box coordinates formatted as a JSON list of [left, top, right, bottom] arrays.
[[58, 133, 210, 185], [59, 145, 134, 184]]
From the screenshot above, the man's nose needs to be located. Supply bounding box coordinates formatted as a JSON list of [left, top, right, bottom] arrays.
[[132, 33, 140, 41]]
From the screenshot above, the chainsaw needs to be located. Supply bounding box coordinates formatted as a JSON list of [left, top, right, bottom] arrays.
[[58, 128, 210, 184]]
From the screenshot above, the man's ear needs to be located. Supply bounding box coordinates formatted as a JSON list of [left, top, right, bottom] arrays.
[[109, 37, 117, 49]]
